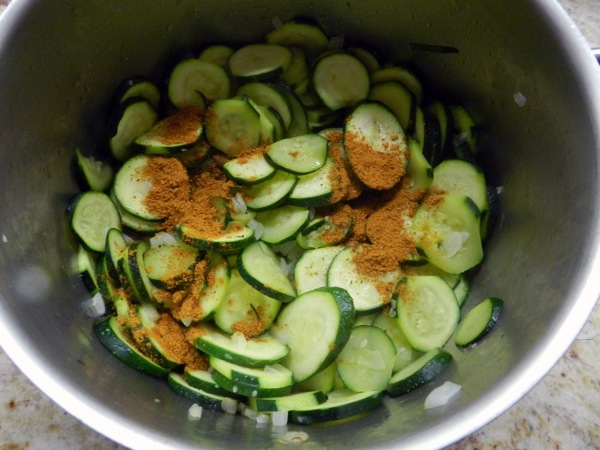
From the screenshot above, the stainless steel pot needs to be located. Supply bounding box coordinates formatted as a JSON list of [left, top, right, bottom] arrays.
[[1, 1, 599, 449]]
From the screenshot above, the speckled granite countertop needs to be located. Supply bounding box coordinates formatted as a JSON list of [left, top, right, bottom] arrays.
[[1, 1, 600, 449]]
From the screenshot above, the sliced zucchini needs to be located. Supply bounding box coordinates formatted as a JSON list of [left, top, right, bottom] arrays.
[[222, 152, 276, 185], [453, 274, 470, 308], [214, 268, 281, 336], [77, 245, 99, 294], [118, 240, 157, 304], [198, 44, 235, 67], [406, 137, 433, 190], [75, 148, 114, 192], [387, 348, 453, 397], [104, 227, 128, 281], [289, 389, 383, 425], [343, 101, 408, 190], [431, 159, 488, 215], [69, 191, 121, 253], [412, 193, 483, 274], [336, 325, 396, 392], [112, 75, 161, 109], [237, 241, 296, 302], [368, 80, 416, 135], [271, 287, 355, 382], [414, 107, 443, 167], [327, 246, 401, 314], [312, 51, 370, 111], [294, 246, 344, 295], [287, 157, 338, 207], [245, 170, 297, 211], [395, 275, 459, 352], [185, 368, 237, 397], [194, 251, 230, 322], [276, 85, 309, 138], [265, 19, 329, 61], [134, 108, 203, 152], [110, 188, 165, 234], [94, 315, 170, 378], [167, 58, 231, 107], [228, 44, 292, 81], [210, 356, 294, 398], [248, 390, 327, 412], [281, 46, 310, 91], [295, 362, 337, 395], [348, 43, 382, 74], [371, 312, 420, 373], [190, 322, 289, 368], [107, 97, 158, 162], [254, 205, 310, 245], [428, 100, 454, 159], [450, 104, 478, 154], [296, 210, 353, 250], [113, 154, 189, 222], [167, 372, 232, 411], [143, 239, 200, 290], [455, 297, 504, 347], [265, 134, 328, 175], [370, 65, 424, 105], [178, 221, 255, 255], [237, 82, 293, 129], [205, 97, 261, 156]]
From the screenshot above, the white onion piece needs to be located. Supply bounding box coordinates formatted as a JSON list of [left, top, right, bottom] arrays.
[[81, 292, 106, 318], [188, 404, 203, 420], [232, 192, 247, 214], [248, 219, 264, 240], [272, 410, 289, 427], [221, 398, 238, 415], [149, 231, 178, 247], [513, 91, 527, 107], [424, 381, 462, 410]]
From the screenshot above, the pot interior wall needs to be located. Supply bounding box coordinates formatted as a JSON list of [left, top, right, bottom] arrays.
[[0, 1, 598, 449]]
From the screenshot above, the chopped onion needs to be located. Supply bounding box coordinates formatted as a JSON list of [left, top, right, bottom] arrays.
[[248, 219, 264, 240], [149, 231, 178, 247], [513, 91, 527, 107], [256, 413, 270, 424], [272, 410, 289, 427], [2, 234, 7, 243], [232, 192, 247, 214], [81, 292, 106, 318], [452, 131, 468, 147], [180, 317, 193, 327], [242, 405, 258, 420], [188, 404, 203, 420], [424, 381, 462, 410], [221, 398, 238, 415], [231, 331, 247, 349]]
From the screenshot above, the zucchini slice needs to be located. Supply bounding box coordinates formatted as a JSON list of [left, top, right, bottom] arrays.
[[387, 348, 453, 397], [412, 193, 483, 274], [205, 97, 261, 156], [69, 191, 121, 253], [184, 368, 237, 397], [294, 246, 344, 295], [112, 75, 161, 109], [214, 268, 281, 335], [77, 245, 99, 294], [134, 108, 204, 152], [343, 101, 408, 191], [222, 151, 276, 185], [289, 389, 383, 425], [237, 82, 293, 129], [254, 205, 310, 245], [265, 18, 329, 61], [104, 227, 128, 281], [336, 325, 396, 392], [396, 275, 460, 352], [209, 356, 294, 398], [245, 170, 298, 211], [368, 80, 416, 135], [167, 58, 231, 107], [75, 148, 114, 192], [107, 97, 158, 162], [248, 390, 327, 412], [94, 315, 170, 378], [167, 372, 233, 411], [271, 287, 355, 382], [327, 246, 401, 314], [237, 241, 296, 302], [190, 322, 289, 368], [228, 44, 293, 81], [312, 51, 370, 111], [455, 297, 504, 347], [265, 134, 328, 175], [177, 221, 255, 255]]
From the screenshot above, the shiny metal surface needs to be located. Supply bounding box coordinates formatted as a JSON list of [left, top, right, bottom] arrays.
[[0, 1, 599, 449]]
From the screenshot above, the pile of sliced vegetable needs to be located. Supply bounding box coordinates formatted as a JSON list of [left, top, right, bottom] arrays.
[[70, 16, 504, 426]]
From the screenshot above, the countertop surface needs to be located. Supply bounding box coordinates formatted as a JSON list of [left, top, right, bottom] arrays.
[[1, 0, 600, 449]]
